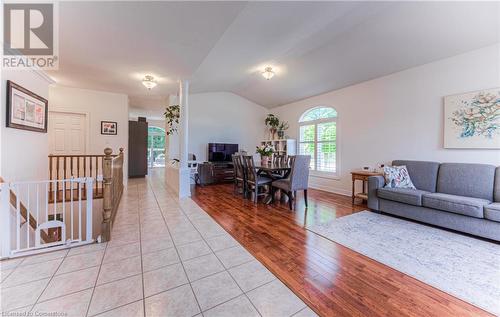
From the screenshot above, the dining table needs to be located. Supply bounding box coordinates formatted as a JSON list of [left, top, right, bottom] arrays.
[[253, 162, 292, 203], [254, 161, 291, 177]]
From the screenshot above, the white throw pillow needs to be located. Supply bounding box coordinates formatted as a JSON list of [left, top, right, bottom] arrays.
[[383, 165, 416, 189]]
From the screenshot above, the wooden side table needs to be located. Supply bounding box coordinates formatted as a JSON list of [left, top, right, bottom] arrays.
[[351, 170, 383, 204]]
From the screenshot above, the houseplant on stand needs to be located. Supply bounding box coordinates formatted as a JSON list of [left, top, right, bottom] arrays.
[[256, 145, 274, 165], [277, 121, 289, 139], [265, 114, 280, 140]]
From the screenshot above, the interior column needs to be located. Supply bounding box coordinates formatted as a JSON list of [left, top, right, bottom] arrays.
[[177, 80, 191, 198], [179, 80, 189, 169]]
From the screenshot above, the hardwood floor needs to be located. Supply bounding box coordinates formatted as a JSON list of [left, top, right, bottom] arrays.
[[190, 183, 491, 317]]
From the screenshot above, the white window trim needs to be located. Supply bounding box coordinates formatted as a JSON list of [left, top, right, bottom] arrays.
[[298, 108, 340, 179]]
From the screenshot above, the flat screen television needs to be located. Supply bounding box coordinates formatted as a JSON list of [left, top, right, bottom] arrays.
[[208, 143, 238, 162]]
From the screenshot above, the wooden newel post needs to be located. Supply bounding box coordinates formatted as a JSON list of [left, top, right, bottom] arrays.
[[101, 147, 113, 242], [118, 148, 124, 187]]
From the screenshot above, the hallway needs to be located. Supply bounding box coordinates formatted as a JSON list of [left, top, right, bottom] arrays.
[[1, 173, 314, 316]]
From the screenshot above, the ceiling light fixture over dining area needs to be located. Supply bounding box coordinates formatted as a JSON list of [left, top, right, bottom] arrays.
[[142, 75, 157, 89]]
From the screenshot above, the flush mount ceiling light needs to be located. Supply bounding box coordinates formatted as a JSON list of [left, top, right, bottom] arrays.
[[262, 67, 275, 80], [142, 75, 157, 90]]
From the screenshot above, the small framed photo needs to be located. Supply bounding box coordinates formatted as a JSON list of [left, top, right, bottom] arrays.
[[6, 80, 48, 133], [101, 121, 117, 135]]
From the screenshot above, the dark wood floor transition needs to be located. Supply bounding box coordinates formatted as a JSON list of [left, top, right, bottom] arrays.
[[190, 183, 491, 317]]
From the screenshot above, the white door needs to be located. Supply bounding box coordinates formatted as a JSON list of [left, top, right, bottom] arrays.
[[48, 112, 86, 155]]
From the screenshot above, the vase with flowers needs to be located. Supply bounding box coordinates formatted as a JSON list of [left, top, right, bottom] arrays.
[[277, 121, 289, 139], [265, 114, 280, 140], [256, 144, 274, 165]]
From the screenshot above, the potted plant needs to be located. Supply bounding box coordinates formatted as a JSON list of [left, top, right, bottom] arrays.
[[265, 114, 280, 140], [164, 104, 180, 135], [277, 121, 289, 139], [256, 144, 274, 165]]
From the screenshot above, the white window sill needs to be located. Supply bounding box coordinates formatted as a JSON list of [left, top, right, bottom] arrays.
[[309, 171, 341, 180]]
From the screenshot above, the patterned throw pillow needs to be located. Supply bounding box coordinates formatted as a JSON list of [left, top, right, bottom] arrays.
[[383, 165, 416, 189]]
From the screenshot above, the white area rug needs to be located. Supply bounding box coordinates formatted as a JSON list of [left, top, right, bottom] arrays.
[[306, 211, 500, 315]]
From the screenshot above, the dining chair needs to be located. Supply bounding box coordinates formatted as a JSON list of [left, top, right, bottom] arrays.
[[273, 154, 287, 165], [231, 154, 246, 196], [271, 154, 288, 178], [271, 155, 311, 210], [242, 155, 272, 204]]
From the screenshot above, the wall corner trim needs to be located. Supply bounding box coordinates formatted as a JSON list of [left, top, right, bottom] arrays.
[[30, 68, 56, 85]]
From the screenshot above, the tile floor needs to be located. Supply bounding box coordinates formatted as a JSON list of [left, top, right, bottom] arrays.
[[0, 177, 317, 317]]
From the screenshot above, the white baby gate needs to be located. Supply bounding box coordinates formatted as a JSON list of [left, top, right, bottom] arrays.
[[0, 177, 94, 259]]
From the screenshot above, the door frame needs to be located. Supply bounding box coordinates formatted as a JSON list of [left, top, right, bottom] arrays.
[[48, 109, 90, 155], [148, 125, 166, 168]]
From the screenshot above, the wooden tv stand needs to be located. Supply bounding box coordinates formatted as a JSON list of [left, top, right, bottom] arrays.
[[212, 162, 235, 183]]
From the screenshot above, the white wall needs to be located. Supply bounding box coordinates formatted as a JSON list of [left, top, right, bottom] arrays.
[[1, 69, 53, 182], [169, 92, 267, 161], [0, 69, 53, 258], [49, 86, 129, 179], [274, 44, 500, 196]]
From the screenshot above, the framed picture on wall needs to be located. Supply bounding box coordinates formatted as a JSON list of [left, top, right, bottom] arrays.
[[6, 80, 48, 133], [444, 88, 500, 149], [101, 121, 118, 135]]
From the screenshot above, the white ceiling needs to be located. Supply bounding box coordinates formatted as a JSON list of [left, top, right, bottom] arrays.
[[49, 1, 500, 110]]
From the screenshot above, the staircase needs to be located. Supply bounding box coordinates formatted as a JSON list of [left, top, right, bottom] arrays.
[[0, 177, 94, 258], [48, 153, 109, 201], [8, 187, 55, 243], [47, 148, 125, 242], [0, 148, 125, 259]]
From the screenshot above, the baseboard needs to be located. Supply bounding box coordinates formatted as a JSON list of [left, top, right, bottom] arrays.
[[308, 183, 351, 197]]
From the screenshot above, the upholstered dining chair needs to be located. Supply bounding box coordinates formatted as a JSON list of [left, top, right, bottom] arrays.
[[242, 155, 272, 204], [232, 155, 246, 197], [271, 155, 311, 210]]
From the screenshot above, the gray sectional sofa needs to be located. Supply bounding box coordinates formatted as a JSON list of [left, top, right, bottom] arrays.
[[368, 160, 500, 241]]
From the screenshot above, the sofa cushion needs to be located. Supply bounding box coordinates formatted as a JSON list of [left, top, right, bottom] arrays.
[[392, 160, 440, 192], [494, 167, 500, 202], [383, 165, 416, 189], [422, 193, 489, 218], [437, 163, 495, 201], [377, 188, 429, 206], [484, 203, 500, 222]]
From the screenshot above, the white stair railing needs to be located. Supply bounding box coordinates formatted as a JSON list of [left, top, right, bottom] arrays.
[[0, 177, 94, 259]]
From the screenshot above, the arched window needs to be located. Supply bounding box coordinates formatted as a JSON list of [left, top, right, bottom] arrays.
[[298, 107, 338, 174]]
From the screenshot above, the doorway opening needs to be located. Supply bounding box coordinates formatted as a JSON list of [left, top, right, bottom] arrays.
[[147, 126, 166, 168]]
